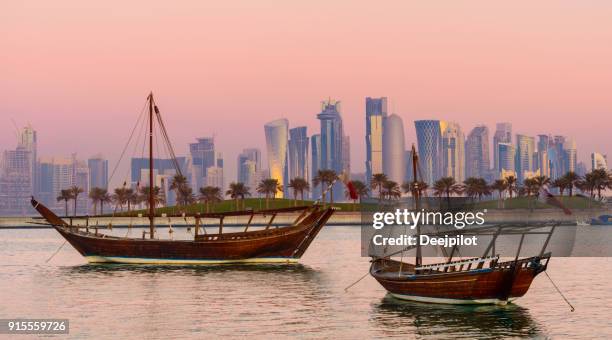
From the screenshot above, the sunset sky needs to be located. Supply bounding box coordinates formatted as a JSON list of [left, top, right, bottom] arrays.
[[2, 1, 611, 187]]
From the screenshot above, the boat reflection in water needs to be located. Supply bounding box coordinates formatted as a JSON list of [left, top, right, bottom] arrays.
[[371, 295, 544, 338]]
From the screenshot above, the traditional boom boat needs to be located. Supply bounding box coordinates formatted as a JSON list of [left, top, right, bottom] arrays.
[[369, 145, 556, 305], [31, 93, 334, 264]]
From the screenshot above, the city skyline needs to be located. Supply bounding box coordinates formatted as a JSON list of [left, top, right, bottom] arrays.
[[3, 2, 612, 188]]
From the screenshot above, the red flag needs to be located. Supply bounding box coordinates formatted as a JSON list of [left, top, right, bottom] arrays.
[[346, 181, 358, 200]]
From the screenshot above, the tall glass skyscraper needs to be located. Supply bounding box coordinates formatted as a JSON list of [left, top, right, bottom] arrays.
[[515, 134, 535, 182], [88, 156, 108, 189], [365, 97, 387, 184], [442, 122, 465, 182], [493, 123, 512, 172], [414, 120, 444, 185], [310, 134, 321, 199], [497, 143, 515, 177], [189, 137, 215, 190], [465, 125, 490, 179], [264, 119, 289, 198], [288, 126, 309, 181], [382, 114, 405, 185], [317, 99, 344, 199], [237, 148, 261, 188]]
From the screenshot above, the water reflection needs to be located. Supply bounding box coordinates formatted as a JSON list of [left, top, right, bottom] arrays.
[[371, 294, 545, 339]]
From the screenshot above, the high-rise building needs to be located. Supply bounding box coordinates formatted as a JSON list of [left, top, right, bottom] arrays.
[[591, 152, 608, 170], [414, 120, 444, 185], [264, 119, 289, 198], [131, 157, 188, 186], [365, 97, 387, 185], [441, 122, 464, 182], [288, 127, 309, 181], [0, 146, 33, 215], [20, 125, 37, 195], [310, 134, 321, 199], [189, 137, 215, 190], [497, 143, 515, 178], [342, 135, 351, 181], [205, 166, 224, 189], [493, 123, 512, 172], [382, 114, 405, 185], [317, 99, 344, 199], [515, 134, 535, 182], [404, 148, 414, 183], [88, 156, 108, 189], [72, 154, 90, 215], [536, 135, 550, 178], [465, 125, 490, 180], [562, 139, 577, 175], [237, 148, 261, 187]]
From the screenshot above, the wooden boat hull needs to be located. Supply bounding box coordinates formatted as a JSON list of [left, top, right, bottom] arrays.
[[32, 198, 333, 264], [370, 256, 549, 305]]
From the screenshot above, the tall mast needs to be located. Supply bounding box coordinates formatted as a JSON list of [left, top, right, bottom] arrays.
[[148, 92, 155, 239], [412, 144, 422, 268]]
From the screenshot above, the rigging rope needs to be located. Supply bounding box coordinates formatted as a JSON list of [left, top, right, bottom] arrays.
[[545, 271, 575, 312]]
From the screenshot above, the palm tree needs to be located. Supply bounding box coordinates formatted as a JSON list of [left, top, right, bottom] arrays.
[[56, 189, 73, 217], [322, 170, 340, 204], [288, 177, 310, 206], [88, 187, 106, 215], [382, 180, 401, 200], [256, 179, 282, 209], [169, 174, 190, 206], [522, 178, 538, 197], [113, 187, 129, 211], [370, 173, 388, 203], [69, 185, 84, 217], [490, 179, 508, 208], [562, 171, 580, 197], [588, 168, 611, 199], [346, 180, 368, 210], [505, 175, 518, 198], [226, 182, 251, 211], [532, 175, 550, 192], [125, 188, 137, 212], [552, 177, 568, 196], [312, 169, 339, 206], [433, 177, 462, 206], [139, 186, 165, 209], [99, 190, 111, 215], [199, 186, 222, 213], [463, 177, 490, 200], [401, 181, 429, 198]]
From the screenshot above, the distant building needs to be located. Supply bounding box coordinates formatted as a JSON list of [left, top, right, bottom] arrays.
[[205, 166, 224, 189], [497, 143, 515, 178], [414, 120, 444, 185], [441, 122, 464, 182], [342, 135, 351, 181], [264, 119, 289, 198], [310, 134, 321, 199], [237, 148, 261, 188], [591, 152, 608, 170], [536, 135, 550, 178], [515, 134, 535, 182], [189, 137, 216, 190], [88, 156, 108, 189], [465, 125, 490, 180], [288, 126, 309, 181], [404, 148, 414, 183], [365, 97, 387, 185], [493, 123, 512, 172], [131, 157, 187, 187], [562, 139, 577, 175], [382, 114, 405, 185], [317, 99, 344, 199], [0, 146, 33, 215]]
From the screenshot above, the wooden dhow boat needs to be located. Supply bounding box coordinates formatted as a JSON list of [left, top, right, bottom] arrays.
[[31, 93, 334, 264], [369, 145, 558, 305]]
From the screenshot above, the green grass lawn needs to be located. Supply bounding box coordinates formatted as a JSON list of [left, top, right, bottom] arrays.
[[474, 195, 602, 210]]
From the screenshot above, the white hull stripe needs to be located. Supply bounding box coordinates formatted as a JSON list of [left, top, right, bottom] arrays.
[[389, 293, 516, 305], [85, 256, 299, 265]]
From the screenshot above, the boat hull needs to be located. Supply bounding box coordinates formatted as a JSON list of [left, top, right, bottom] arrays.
[[370, 257, 548, 305], [32, 198, 332, 265]]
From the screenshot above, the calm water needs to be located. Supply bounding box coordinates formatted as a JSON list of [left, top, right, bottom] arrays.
[[0, 226, 611, 339]]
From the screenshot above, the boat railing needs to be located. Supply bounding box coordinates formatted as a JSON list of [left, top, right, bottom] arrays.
[[415, 255, 499, 273]]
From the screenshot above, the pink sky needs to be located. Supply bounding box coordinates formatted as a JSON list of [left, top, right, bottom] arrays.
[[1, 1, 611, 187]]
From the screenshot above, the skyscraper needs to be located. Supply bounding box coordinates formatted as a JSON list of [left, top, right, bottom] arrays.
[[537, 135, 550, 178], [414, 120, 444, 185], [237, 148, 261, 188], [497, 143, 515, 177], [342, 135, 351, 180], [591, 152, 608, 170], [88, 156, 108, 189], [0, 146, 33, 215], [365, 97, 387, 185], [441, 122, 465, 182], [264, 119, 289, 198], [310, 134, 321, 199], [189, 137, 215, 190], [288, 126, 309, 181], [465, 125, 490, 179], [515, 134, 535, 182], [317, 99, 344, 199], [382, 114, 405, 185], [493, 123, 512, 172], [562, 139, 577, 175]]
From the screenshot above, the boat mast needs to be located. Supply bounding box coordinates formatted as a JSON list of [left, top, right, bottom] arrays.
[[412, 144, 422, 268], [148, 92, 155, 239]]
